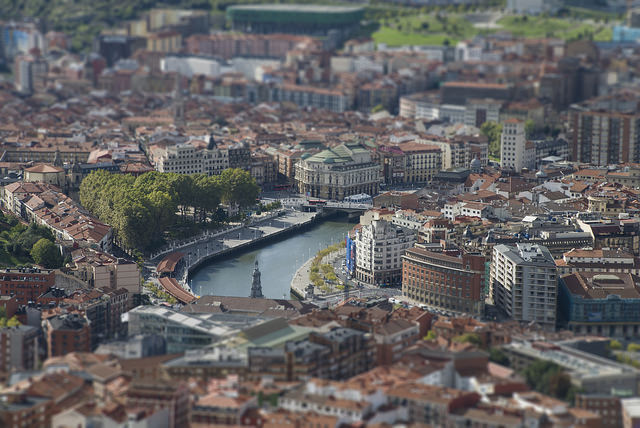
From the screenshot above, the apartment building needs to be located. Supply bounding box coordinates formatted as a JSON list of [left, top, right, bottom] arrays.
[[500, 118, 527, 173], [278, 84, 348, 113], [402, 247, 486, 316], [399, 142, 442, 184], [185, 33, 316, 60], [569, 91, 640, 165], [295, 143, 380, 200], [490, 244, 558, 329], [425, 138, 470, 170], [152, 142, 229, 176], [69, 247, 140, 296], [0, 267, 55, 306], [44, 313, 91, 358], [355, 219, 416, 286], [0, 326, 39, 377], [555, 248, 640, 276]]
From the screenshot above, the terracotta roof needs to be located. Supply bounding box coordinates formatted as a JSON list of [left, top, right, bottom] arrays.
[[24, 164, 64, 173], [156, 252, 184, 273], [158, 276, 197, 304]]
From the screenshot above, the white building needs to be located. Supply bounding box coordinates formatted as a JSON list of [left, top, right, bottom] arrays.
[[161, 55, 221, 78], [490, 244, 558, 329], [455, 41, 483, 62], [439, 104, 466, 124], [443, 201, 491, 221], [500, 118, 527, 173], [355, 219, 416, 286]]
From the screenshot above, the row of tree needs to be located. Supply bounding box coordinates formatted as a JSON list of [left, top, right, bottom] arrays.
[[79, 169, 260, 252]]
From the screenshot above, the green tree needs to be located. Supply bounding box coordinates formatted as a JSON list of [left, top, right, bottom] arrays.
[[489, 347, 510, 366], [30, 238, 63, 269], [628, 343, 640, 352], [218, 169, 260, 208], [6, 316, 20, 327], [481, 121, 503, 159], [424, 330, 437, 340], [525, 119, 536, 139], [610, 339, 623, 350], [452, 333, 482, 347]]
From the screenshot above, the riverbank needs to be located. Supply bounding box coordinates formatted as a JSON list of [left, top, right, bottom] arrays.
[[186, 210, 320, 278], [189, 218, 355, 299], [290, 245, 347, 299], [290, 256, 315, 299]]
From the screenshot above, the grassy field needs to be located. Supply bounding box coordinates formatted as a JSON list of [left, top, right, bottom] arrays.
[[372, 12, 616, 47], [373, 27, 456, 46], [372, 12, 477, 46], [497, 15, 612, 41]]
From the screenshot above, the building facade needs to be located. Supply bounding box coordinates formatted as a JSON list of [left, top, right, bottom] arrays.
[[355, 219, 416, 286], [402, 247, 486, 316], [0, 268, 55, 306], [500, 118, 527, 173], [295, 143, 380, 200], [569, 93, 640, 165], [559, 272, 640, 338], [0, 326, 39, 377], [490, 244, 558, 329], [153, 143, 229, 176]]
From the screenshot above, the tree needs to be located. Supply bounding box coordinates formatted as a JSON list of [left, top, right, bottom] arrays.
[[489, 347, 510, 366], [481, 121, 503, 159], [6, 316, 20, 327], [452, 333, 482, 347], [525, 119, 536, 139], [548, 371, 572, 400], [610, 339, 623, 350], [424, 330, 437, 340], [31, 238, 63, 269], [628, 343, 640, 352], [218, 169, 260, 208]]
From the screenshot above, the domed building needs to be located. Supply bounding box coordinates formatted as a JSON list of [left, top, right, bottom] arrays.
[[294, 142, 380, 200]]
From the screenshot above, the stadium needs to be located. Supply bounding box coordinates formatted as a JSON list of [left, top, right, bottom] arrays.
[[226, 4, 364, 39]]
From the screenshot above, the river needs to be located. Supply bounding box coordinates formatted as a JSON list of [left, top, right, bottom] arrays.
[[189, 218, 355, 299]]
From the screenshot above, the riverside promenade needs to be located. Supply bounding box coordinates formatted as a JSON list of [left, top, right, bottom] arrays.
[[150, 209, 318, 299]]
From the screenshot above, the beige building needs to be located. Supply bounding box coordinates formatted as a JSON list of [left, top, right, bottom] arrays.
[[420, 138, 468, 170], [295, 143, 380, 200], [152, 141, 229, 176], [147, 31, 182, 53], [70, 247, 140, 296], [23, 164, 66, 187], [399, 142, 442, 183]]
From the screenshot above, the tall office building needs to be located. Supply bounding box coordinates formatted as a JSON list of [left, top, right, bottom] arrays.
[[490, 243, 558, 329], [500, 118, 527, 173]]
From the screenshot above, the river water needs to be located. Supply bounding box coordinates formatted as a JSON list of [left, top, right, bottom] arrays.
[[189, 219, 355, 299]]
